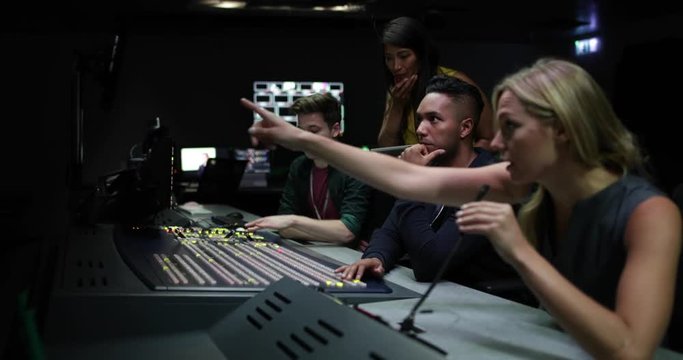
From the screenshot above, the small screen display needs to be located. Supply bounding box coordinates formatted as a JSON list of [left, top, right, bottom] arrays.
[[234, 148, 270, 174], [180, 147, 216, 172], [252, 80, 345, 133]]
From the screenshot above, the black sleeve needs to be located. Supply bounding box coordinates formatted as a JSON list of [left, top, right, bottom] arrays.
[[361, 200, 412, 271], [399, 206, 488, 282]]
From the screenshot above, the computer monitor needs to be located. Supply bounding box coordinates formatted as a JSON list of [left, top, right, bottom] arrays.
[[233, 148, 270, 174], [180, 147, 217, 173], [252, 81, 345, 133], [234, 148, 270, 188]]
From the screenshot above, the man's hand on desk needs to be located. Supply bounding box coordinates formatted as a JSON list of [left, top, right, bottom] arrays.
[[336, 258, 385, 280], [245, 215, 295, 232], [246, 215, 354, 244]]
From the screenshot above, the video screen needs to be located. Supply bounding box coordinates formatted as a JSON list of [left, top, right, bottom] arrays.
[[252, 81, 345, 134], [234, 148, 270, 174], [180, 147, 216, 172]]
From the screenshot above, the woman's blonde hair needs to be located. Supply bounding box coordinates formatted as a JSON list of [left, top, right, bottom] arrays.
[[492, 58, 643, 245]]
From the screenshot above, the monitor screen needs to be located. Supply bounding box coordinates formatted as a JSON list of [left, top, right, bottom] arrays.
[[234, 148, 270, 188], [180, 147, 216, 172], [252, 81, 345, 133], [234, 148, 270, 174]]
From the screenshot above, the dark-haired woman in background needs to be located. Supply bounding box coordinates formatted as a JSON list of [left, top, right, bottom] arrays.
[[377, 16, 494, 149]]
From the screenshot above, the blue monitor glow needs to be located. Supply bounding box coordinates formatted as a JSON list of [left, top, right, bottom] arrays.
[[180, 147, 216, 172], [253, 81, 345, 134]]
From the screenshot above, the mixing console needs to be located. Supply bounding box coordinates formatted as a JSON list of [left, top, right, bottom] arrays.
[[114, 225, 389, 294]]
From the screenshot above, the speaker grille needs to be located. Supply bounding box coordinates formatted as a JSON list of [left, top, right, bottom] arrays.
[[209, 277, 445, 360], [71, 257, 110, 289]]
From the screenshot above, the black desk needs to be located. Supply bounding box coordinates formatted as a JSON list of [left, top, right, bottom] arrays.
[[43, 205, 420, 359], [43, 205, 682, 359], [199, 205, 683, 359]]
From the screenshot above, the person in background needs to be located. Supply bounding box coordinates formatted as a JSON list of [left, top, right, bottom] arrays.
[[337, 75, 531, 304], [242, 58, 681, 358], [245, 93, 370, 246], [377, 16, 494, 149], [197, 152, 209, 179]]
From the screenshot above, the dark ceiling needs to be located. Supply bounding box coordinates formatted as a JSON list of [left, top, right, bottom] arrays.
[[3, 0, 683, 42]]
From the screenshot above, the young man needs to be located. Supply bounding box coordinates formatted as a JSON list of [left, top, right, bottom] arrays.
[[336, 76, 529, 303], [245, 93, 370, 245]]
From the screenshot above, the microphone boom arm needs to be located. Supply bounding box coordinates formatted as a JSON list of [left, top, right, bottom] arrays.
[[399, 184, 490, 334]]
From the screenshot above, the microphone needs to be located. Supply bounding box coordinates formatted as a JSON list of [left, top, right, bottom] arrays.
[[399, 184, 490, 334], [369, 144, 411, 156]]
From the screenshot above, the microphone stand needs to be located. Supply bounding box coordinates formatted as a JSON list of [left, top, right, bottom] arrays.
[[399, 184, 490, 335]]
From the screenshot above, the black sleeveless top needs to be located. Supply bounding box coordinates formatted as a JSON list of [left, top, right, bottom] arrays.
[[538, 175, 663, 309]]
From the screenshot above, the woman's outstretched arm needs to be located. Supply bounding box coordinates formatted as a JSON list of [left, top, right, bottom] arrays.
[[242, 98, 528, 207]]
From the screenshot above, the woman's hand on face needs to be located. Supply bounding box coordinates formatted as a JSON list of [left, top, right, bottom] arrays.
[[391, 74, 417, 103], [456, 201, 531, 263]]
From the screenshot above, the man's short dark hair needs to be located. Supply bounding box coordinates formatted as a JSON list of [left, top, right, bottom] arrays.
[[426, 75, 484, 128], [290, 93, 341, 128]]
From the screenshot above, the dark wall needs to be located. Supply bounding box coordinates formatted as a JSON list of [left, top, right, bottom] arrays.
[[598, 13, 683, 194], [1, 34, 75, 237], [439, 41, 546, 96], [74, 17, 550, 187], [80, 18, 387, 185]]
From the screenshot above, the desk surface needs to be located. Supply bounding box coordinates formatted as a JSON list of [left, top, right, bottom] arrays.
[[199, 204, 682, 360]]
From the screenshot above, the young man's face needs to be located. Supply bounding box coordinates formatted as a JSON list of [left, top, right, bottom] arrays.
[[298, 112, 340, 160], [415, 92, 469, 154]]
